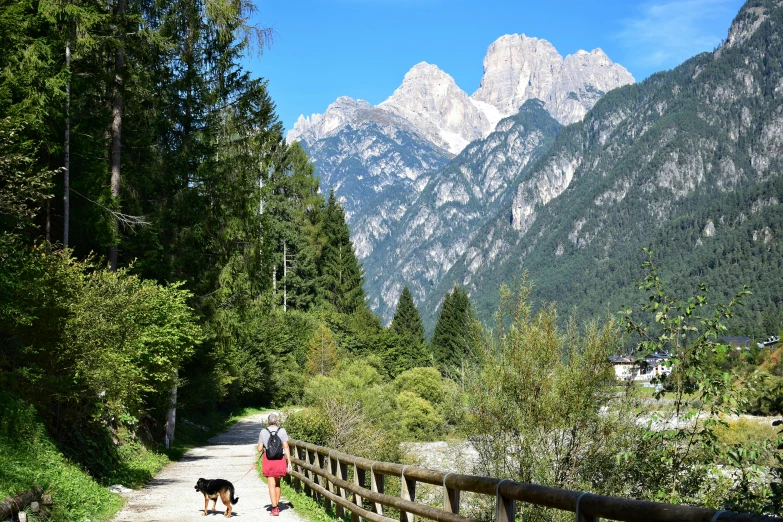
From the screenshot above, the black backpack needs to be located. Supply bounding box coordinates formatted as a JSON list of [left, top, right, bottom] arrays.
[[264, 428, 284, 460]]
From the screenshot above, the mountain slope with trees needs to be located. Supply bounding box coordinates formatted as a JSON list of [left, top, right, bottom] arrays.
[[426, 0, 783, 337], [364, 100, 562, 321]]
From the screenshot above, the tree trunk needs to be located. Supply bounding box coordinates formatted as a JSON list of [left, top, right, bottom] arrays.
[[64, 39, 70, 246], [165, 371, 177, 447], [109, 0, 126, 271]]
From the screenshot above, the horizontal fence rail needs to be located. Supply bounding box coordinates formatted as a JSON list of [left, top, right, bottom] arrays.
[[285, 440, 780, 522]]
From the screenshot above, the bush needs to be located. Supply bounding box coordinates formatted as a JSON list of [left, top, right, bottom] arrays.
[[303, 359, 385, 407], [465, 281, 632, 496], [396, 391, 444, 441], [394, 367, 446, 404], [284, 407, 334, 446]]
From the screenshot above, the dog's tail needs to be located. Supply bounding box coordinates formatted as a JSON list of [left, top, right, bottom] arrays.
[[229, 485, 239, 505]]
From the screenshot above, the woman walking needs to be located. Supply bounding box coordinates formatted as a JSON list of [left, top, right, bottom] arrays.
[[258, 413, 292, 516]]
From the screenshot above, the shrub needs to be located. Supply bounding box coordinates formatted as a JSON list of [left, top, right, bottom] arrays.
[[394, 367, 445, 404], [396, 391, 444, 441], [284, 407, 334, 446], [466, 281, 632, 497]]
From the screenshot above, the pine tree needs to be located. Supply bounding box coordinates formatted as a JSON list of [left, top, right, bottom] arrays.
[[430, 286, 476, 372], [391, 286, 426, 343], [318, 190, 366, 314], [389, 286, 429, 372]]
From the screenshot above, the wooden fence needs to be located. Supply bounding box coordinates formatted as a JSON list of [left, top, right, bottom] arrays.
[[285, 440, 780, 522]]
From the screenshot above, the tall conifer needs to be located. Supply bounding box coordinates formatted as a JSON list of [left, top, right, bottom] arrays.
[[318, 190, 366, 314], [430, 286, 476, 372], [389, 285, 429, 371]]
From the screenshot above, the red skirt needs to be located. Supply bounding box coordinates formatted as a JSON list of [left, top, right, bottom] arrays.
[[262, 452, 287, 478]]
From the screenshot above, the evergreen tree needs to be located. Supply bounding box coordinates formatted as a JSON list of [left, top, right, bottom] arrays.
[[260, 142, 322, 311], [319, 190, 366, 314], [389, 286, 429, 371], [391, 286, 426, 343], [430, 286, 476, 373]]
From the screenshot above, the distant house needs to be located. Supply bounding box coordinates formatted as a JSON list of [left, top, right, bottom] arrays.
[[609, 353, 673, 382], [721, 337, 752, 349], [608, 356, 636, 381]]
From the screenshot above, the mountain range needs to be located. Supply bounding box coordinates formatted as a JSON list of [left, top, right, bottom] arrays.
[[288, 1, 783, 337], [420, 0, 783, 336], [288, 34, 635, 321]]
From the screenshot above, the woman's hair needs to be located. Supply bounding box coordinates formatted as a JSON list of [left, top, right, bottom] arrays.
[[267, 413, 279, 425]]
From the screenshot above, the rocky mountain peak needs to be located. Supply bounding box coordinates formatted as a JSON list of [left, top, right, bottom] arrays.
[[399, 61, 449, 83], [471, 34, 563, 117], [288, 96, 375, 144], [471, 35, 633, 125], [379, 62, 492, 154], [546, 48, 634, 123]]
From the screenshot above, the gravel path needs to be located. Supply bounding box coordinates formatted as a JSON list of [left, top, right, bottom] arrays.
[[112, 413, 304, 522]]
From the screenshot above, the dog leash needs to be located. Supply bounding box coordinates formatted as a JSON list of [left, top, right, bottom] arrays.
[[235, 462, 256, 482]]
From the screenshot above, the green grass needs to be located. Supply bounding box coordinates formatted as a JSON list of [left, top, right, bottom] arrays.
[[108, 437, 171, 488], [0, 421, 124, 522], [278, 480, 349, 522]]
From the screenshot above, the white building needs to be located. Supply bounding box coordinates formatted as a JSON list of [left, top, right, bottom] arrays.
[[609, 353, 672, 383]]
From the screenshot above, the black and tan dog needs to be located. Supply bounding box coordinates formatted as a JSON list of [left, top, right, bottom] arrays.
[[194, 478, 239, 517]]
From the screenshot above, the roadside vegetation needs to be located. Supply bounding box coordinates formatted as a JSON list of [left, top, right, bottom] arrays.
[[282, 258, 783, 519]]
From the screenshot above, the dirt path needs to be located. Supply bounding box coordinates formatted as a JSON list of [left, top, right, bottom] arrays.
[[113, 413, 304, 522]]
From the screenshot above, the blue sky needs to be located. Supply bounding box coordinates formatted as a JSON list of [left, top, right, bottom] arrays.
[[245, 0, 745, 132]]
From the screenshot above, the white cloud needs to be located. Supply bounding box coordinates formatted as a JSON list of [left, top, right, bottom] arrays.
[[617, 0, 743, 70]]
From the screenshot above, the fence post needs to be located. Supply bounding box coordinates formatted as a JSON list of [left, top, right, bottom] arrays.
[[496, 481, 515, 522], [575, 492, 599, 522], [292, 446, 302, 493], [443, 473, 460, 514], [333, 456, 345, 518], [308, 449, 319, 503], [400, 467, 416, 522], [319, 453, 332, 511], [354, 460, 365, 522], [338, 459, 352, 519], [370, 465, 385, 515]]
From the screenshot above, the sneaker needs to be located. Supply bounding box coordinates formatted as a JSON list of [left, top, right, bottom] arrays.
[[271, 507, 280, 516]]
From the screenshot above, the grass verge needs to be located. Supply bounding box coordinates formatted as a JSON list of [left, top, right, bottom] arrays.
[[0, 415, 124, 522], [279, 481, 348, 522]]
